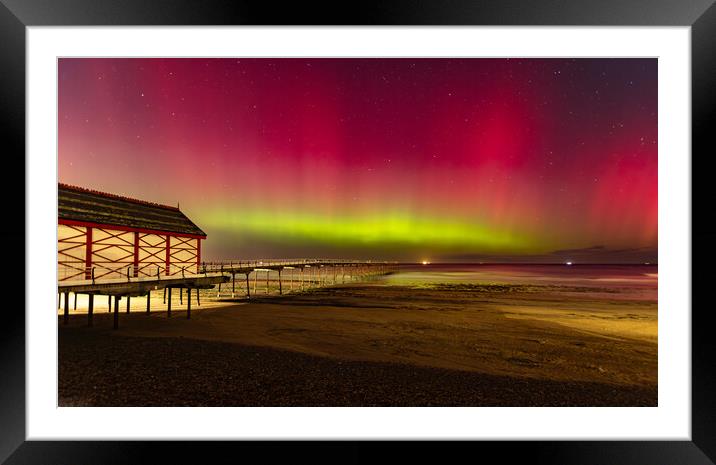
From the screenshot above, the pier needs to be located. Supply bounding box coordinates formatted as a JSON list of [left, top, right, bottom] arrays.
[[58, 259, 397, 329], [56, 183, 397, 329], [202, 259, 397, 298]]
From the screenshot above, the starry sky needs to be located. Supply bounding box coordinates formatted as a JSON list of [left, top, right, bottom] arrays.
[[58, 58, 657, 263]]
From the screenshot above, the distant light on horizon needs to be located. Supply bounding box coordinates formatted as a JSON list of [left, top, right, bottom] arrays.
[[566, 261, 573, 266], [422, 260, 430, 265]]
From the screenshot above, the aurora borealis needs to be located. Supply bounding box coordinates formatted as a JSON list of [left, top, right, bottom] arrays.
[[58, 58, 657, 262]]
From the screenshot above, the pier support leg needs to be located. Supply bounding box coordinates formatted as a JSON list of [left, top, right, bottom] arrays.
[[278, 269, 282, 295], [245, 273, 250, 298], [254, 271, 258, 295], [87, 294, 94, 327], [163, 288, 166, 304], [73, 292, 77, 310], [167, 287, 172, 317], [266, 271, 269, 295], [126, 296, 131, 313], [197, 289, 201, 306], [146, 291, 151, 314], [232, 273, 235, 298], [108, 295, 112, 313], [187, 288, 191, 319], [113, 295, 119, 330], [180, 288, 183, 305], [63, 292, 69, 325]]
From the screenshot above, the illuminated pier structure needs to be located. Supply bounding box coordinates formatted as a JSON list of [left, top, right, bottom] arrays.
[[56, 184, 396, 329], [58, 258, 396, 330], [203, 259, 397, 299]]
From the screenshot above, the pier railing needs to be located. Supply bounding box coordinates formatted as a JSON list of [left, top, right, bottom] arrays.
[[202, 258, 395, 271], [57, 264, 221, 285], [59, 259, 397, 285]]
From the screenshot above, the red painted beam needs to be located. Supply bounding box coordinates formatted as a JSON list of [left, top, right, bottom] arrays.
[[58, 218, 206, 240], [197, 238, 201, 273], [165, 235, 170, 276], [133, 231, 139, 277], [84, 227, 92, 280]]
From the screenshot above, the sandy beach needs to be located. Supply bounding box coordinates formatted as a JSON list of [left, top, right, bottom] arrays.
[[59, 267, 657, 406]]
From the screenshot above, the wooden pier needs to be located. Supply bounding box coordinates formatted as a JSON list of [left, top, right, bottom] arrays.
[[58, 259, 397, 329], [202, 259, 396, 298], [56, 182, 397, 329]]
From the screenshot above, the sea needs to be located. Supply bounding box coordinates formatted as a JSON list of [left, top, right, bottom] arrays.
[[381, 263, 658, 299]]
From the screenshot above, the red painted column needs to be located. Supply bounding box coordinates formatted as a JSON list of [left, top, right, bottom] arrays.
[[165, 235, 171, 276], [133, 232, 139, 277], [196, 238, 201, 273], [84, 227, 93, 280]]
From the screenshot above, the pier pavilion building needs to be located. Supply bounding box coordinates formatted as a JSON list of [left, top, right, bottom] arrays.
[[58, 183, 206, 282]]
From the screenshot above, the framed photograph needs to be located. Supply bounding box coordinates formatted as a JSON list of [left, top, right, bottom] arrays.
[[4, 0, 714, 463]]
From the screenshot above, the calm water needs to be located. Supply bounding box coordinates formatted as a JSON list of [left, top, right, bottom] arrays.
[[382, 264, 658, 298]]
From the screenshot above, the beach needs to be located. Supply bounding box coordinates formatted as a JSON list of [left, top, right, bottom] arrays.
[[59, 265, 657, 406]]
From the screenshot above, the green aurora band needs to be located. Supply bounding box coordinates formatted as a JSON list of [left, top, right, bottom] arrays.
[[200, 209, 544, 253]]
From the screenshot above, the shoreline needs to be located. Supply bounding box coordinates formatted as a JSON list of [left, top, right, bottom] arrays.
[[59, 279, 657, 406]]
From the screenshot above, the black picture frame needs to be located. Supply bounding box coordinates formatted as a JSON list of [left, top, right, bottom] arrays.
[[2, 1, 713, 463]]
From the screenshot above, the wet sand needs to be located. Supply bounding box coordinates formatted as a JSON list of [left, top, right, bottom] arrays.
[[59, 278, 657, 406]]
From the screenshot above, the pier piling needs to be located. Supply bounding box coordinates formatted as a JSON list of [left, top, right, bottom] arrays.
[[87, 294, 94, 327], [187, 288, 191, 319], [63, 292, 69, 325], [167, 287, 172, 317], [113, 295, 119, 330]]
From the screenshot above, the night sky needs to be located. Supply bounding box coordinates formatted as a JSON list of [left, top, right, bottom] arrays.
[[58, 58, 657, 263]]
